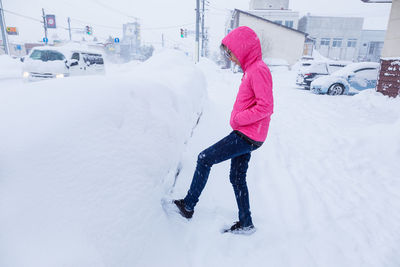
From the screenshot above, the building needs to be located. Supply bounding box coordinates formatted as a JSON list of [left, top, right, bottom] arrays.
[[226, 9, 307, 66], [248, 0, 299, 29], [358, 30, 386, 62], [298, 15, 364, 61], [375, 0, 400, 97], [249, 0, 289, 10]]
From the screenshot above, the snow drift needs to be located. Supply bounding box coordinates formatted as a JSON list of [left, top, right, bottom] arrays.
[[0, 55, 22, 80], [0, 50, 206, 267]]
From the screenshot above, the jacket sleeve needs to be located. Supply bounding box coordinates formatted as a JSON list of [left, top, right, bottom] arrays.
[[233, 68, 273, 126]]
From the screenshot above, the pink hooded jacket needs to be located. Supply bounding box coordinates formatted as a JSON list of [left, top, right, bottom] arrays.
[[222, 26, 274, 143]]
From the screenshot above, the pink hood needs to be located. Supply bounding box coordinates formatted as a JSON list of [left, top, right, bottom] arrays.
[[222, 26, 262, 72], [222, 26, 274, 142]]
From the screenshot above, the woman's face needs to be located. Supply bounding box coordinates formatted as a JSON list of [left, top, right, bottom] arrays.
[[223, 45, 241, 67], [229, 52, 241, 67]]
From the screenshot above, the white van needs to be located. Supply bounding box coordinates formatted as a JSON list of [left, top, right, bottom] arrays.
[[22, 46, 105, 81]]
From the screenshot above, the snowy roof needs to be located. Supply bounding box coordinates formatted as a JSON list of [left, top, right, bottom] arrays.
[[233, 9, 307, 36]]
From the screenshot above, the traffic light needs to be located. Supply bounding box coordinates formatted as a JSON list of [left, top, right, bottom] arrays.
[[86, 25, 92, 35], [180, 28, 184, 38]]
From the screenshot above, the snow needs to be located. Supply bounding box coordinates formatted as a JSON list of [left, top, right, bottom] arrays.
[[263, 58, 290, 72], [312, 49, 330, 61], [0, 55, 22, 80], [1, 50, 400, 267], [29, 43, 105, 58], [332, 62, 380, 77]]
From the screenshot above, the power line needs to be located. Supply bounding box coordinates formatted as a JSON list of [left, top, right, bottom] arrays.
[[70, 17, 121, 30], [90, 0, 138, 20], [142, 23, 195, 31], [3, 9, 42, 23], [3, 9, 70, 30], [206, 4, 231, 12]]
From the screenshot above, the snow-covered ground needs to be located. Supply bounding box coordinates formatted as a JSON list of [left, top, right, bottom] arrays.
[[1, 51, 400, 267], [0, 55, 22, 80]]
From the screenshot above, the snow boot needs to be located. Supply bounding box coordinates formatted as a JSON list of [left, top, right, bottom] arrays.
[[173, 199, 194, 219], [222, 221, 256, 235]]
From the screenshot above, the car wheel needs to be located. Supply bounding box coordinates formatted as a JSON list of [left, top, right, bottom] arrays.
[[327, 83, 344, 96]]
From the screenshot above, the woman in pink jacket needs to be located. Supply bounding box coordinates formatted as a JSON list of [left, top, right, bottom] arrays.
[[174, 26, 273, 234]]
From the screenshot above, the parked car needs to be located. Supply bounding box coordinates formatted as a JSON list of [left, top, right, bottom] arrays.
[[296, 61, 350, 89], [310, 62, 380, 95], [22, 46, 105, 81]]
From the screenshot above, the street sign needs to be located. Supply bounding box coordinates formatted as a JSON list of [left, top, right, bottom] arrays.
[[123, 23, 136, 38], [114, 37, 120, 43], [6, 27, 18, 35], [46, 15, 56, 28], [43, 37, 48, 43], [16, 45, 22, 50]]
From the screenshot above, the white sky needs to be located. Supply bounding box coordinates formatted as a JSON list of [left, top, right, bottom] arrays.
[[2, 0, 392, 52]]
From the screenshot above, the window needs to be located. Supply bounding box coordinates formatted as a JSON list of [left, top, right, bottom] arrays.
[[71, 52, 80, 60], [353, 68, 378, 81], [347, 39, 357, 48], [274, 20, 283, 25], [285, 21, 294, 28], [332, 38, 343, 47], [368, 43, 376, 55], [47, 51, 65, 61], [29, 50, 65, 61], [30, 50, 45, 61], [320, 38, 330, 46], [82, 53, 104, 65]]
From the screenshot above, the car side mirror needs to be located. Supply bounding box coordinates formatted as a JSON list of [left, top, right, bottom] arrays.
[[69, 59, 78, 67]]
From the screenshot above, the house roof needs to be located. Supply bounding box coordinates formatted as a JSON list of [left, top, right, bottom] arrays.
[[233, 9, 307, 36]]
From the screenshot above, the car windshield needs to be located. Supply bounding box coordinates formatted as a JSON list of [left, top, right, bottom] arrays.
[[47, 51, 65, 61], [29, 50, 46, 61], [29, 50, 65, 61]]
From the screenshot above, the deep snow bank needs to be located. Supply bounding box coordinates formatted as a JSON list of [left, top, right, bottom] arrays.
[[0, 50, 206, 267], [0, 55, 22, 80]]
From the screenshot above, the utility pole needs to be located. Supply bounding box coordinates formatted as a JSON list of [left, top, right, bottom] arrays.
[[42, 8, 48, 45], [195, 0, 200, 62], [67, 17, 72, 41], [201, 0, 205, 57], [161, 33, 164, 48], [0, 0, 10, 55]]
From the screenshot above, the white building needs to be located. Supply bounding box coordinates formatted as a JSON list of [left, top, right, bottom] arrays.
[[298, 15, 364, 61], [358, 30, 386, 62], [227, 9, 306, 65], [248, 0, 299, 29], [249, 0, 289, 10]]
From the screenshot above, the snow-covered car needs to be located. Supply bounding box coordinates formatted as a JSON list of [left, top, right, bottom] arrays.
[[22, 46, 105, 81], [296, 61, 350, 89], [310, 62, 380, 95]]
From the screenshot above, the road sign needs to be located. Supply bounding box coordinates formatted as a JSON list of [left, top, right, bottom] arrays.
[[16, 45, 22, 50], [46, 15, 56, 28], [114, 37, 120, 43], [6, 27, 18, 35], [43, 37, 48, 43]]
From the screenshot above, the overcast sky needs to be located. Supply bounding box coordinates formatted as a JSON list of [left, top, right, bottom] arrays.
[[2, 0, 392, 51]]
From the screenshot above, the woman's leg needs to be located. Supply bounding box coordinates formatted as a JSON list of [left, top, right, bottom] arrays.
[[183, 132, 253, 211], [230, 153, 253, 227]]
